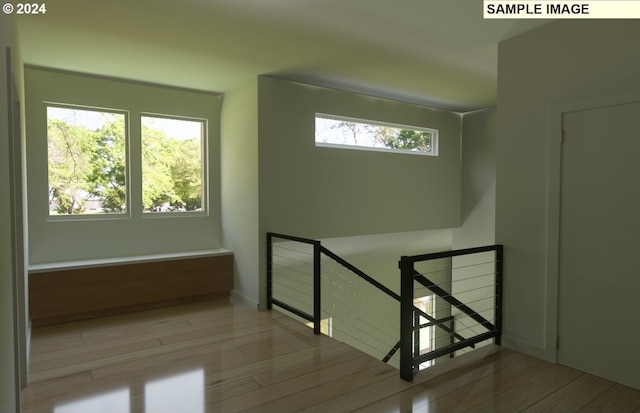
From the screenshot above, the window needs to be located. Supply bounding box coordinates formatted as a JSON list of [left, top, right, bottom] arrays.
[[28, 68, 221, 264], [305, 318, 333, 336], [46, 106, 208, 217], [315, 114, 438, 156], [141, 115, 205, 213], [414, 295, 435, 369], [47, 106, 127, 215]]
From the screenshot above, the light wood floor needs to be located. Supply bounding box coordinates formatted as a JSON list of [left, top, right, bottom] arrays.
[[21, 298, 640, 413]]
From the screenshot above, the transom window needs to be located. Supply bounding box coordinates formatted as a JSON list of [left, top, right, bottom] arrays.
[[315, 114, 438, 156]]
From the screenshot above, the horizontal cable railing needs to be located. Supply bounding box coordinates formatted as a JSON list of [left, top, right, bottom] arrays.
[[320, 256, 401, 364], [267, 232, 404, 365], [399, 245, 503, 381], [267, 233, 320, 332], [267, 232, 503, 380]]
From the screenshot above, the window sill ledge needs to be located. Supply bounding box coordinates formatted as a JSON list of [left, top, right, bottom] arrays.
[[28, 248, 233, 273]]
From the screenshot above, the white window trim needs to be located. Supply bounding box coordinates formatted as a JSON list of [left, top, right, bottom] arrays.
[[45, 103, 131, 220], [45, 107, 212, 220], [140, 112, 209, 217], [315, 113, 439, 156]]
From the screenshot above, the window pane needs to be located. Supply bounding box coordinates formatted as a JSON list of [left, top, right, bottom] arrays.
[[315, 114, 437, 155], [47, 106, 127, 215], [141, 116, 204, 213]]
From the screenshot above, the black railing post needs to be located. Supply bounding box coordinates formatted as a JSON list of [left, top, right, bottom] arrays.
[[267, 232, 273, 310], [449, 317, 455, 359], [269, 231, 504, 379], [399, 256, 414, 382], [313, 240, 322, 335], [494, 245, 504, 345], [414, 311, 420, 360]]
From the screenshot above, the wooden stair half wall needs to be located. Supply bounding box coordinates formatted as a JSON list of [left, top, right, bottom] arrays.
[[29, 251, 233, 326]]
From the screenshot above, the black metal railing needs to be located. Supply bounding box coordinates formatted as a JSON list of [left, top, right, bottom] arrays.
[[267, 232, 405, 348], [267, 232, 503, 379], [267, 233, 322, 333], [399, 245, 503, 381]]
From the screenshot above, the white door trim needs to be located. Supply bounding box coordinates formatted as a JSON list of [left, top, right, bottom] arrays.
[[546, 89, 640, 363]]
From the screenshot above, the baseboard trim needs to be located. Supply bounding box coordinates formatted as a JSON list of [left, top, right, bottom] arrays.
[[501, 334, 554, 363], [230, 290, 260, 310]]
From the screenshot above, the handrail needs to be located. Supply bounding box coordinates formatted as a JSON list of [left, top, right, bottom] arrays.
[[320, 246, 399, 301], [321, 244, 464, 341], [267, 232, 463, 363], [267, 232, 503, 378], [412, 270, 495, 331], [324, 244, 469, 363], [399, 244, 503, 381], [267, 232, 319, 245], [401, 245, 501, 263], [267, 232, 322, 334]]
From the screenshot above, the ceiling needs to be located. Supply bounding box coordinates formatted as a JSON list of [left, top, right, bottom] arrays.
[[15, 0, 550, 111]]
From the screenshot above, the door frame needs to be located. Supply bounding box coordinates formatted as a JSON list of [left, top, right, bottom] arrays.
[[546, 89, 640, 363]]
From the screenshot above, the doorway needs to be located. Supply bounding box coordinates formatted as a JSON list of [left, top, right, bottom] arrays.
[[558, 101, 640, 389]]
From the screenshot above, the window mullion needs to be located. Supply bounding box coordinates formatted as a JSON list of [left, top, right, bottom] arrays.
[[128, 112, 143, 218]]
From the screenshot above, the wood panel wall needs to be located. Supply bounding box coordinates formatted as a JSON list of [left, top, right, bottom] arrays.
[[29, 254, 233, 326]]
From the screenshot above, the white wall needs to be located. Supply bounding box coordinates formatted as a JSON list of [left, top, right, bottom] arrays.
[[453, 108, 496, 249], [321, 229, 452, 293], [220, 79, 260, 308], [0, 12, 19, 413], [10, 28, 29, 389], [497, 20, 640, 360], [452, 108, 497, 351], [257, 76, 462, 308], [258, 76, 462, 239], [25, 68, 222, 264]]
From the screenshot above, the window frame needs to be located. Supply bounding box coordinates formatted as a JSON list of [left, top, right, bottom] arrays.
[[140, 112, 209, 216], [315, 113, 439, 156], [414, 294, 436, 370], [44, 106, 212, 221], [45, 102, 131, 221]]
